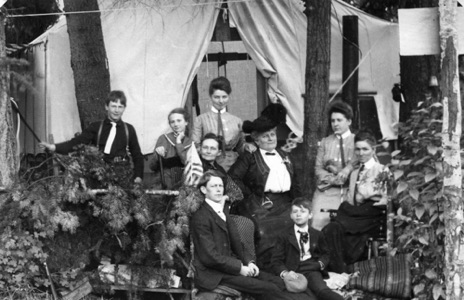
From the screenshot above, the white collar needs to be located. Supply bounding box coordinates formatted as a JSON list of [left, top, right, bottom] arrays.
[[294, 224, 309, 234], [336, 130, 352, 140], [362, 157, 376, 169], [205, 198, 225, 212], [211, 107, 227, 114]]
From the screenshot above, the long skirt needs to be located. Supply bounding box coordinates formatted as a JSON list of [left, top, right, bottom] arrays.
[[234, 192, 293, 269], [322, 201, 385, 273]]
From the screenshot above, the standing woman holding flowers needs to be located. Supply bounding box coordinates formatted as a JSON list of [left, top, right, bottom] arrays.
[[311, 101, 356, 230]]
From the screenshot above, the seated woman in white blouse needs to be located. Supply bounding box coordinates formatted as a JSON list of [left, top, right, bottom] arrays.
[[322, 130, 392, 273]]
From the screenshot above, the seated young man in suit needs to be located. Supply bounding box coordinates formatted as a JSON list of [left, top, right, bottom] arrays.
[[270, 197, 346, 300], [191, 170, 285, 298]]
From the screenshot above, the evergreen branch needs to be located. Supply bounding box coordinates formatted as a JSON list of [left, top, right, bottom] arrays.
[[24, 155, 55, 182], [28, 175, 63, 188], [144, 220, 163, 230]]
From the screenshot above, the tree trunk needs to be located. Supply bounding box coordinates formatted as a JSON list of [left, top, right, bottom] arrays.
[[63, 0, 110, 128], [302, 0, 332, 198], [0, 12, 19, 190], [438, 1, 464, 299], [399, 0, 440, 122]]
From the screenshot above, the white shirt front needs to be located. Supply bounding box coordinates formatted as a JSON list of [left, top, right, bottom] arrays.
[[205, 198, 226, 221], [260, 149, 291, 193], [294, 224, 311, 261]]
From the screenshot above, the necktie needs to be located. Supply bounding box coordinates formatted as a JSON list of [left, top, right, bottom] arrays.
[[217, 111, 226, 153], [298, 230, 309, 259], [353, 164, 365, 206], [104, 122, 117, 154], [265, 152, 276, 156], [337, 134, 346, 168]]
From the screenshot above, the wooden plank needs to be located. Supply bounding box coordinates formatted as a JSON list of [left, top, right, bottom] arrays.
[[399, 7, 464, 55], [61, 278, 92, 300], [108, 285, 191, 294]]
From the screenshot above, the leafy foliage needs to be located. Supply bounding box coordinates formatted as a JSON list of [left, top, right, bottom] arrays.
[[0, 145, 196, 292], [389, 99, 445, 300]]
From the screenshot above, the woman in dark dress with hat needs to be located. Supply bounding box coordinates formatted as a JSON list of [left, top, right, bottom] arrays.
[[228, 103, 302, 266]]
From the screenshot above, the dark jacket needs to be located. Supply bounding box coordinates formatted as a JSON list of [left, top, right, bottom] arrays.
[[228, 149, 301, 199], [191, 201, 253, 290], [55, 118, 144, 178], [270, 225, 330, 278]]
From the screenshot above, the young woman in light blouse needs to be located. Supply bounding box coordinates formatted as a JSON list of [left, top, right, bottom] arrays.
[[191, 76, 255, 171], [311, 101, 356, 230], [150, 108, 192, 189]]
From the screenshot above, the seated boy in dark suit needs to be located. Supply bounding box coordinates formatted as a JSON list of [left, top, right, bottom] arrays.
[[191, 170, 285, 297], [270, 197, 345, 300]]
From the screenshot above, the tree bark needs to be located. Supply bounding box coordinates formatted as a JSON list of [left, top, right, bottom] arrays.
[[302, 0, 332, 198], [0, 12, 19, 189], [438, 1, 464, 299], [63, 0, 110, 128]]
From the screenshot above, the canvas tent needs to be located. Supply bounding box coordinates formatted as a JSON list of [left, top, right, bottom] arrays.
[[20, 0, 400, 155]]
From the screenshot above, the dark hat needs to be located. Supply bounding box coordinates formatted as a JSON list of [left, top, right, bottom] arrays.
[[283, 273, 308, 293], [243, 103, 287, 134], [328, 100, 353, 120]]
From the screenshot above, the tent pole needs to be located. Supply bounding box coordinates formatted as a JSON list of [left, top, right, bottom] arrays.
[[342, 15, 360, 130]]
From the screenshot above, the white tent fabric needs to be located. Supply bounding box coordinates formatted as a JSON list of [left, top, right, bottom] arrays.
[[229, 0, 400, 140], [330, 1, 400, 140], [23, 16, 81, 154], [28, 0, 220, 154], [99, 0, 220, 153], [25, 0, 399, 155]]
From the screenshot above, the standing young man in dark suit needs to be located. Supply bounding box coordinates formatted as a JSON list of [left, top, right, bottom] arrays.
[[271, 197, 345, 300], [191, 170, 284, 297], [39, 90, 144, 184]]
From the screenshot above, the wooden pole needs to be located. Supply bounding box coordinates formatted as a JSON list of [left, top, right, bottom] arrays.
[[342, 15, 359, 129]]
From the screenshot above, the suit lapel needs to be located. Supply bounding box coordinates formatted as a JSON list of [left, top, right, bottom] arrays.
[[286, 226, 300, 252], [254, 150, 270, 181], [204, 203, 228, 232]]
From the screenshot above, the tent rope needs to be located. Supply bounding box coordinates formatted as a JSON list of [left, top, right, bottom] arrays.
[[7, 0, 257, 18], [328, 25, 392, 103]]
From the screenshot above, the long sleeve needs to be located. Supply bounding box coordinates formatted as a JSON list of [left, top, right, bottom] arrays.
[[149, 135, 165, 171], [55, 122, 101, 154], [315, 134, 355, 189], [228, 152, 254, 197], [314, 231, 330, 269], [191, 117, 204, 146], [270, 233, 290, 276], [191, 209, 242, 275], [127, 123, 144, 179]]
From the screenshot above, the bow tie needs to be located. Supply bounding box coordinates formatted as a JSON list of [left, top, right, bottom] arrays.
[[265, 152, 276, 156], [298, 231, 309, 244]]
